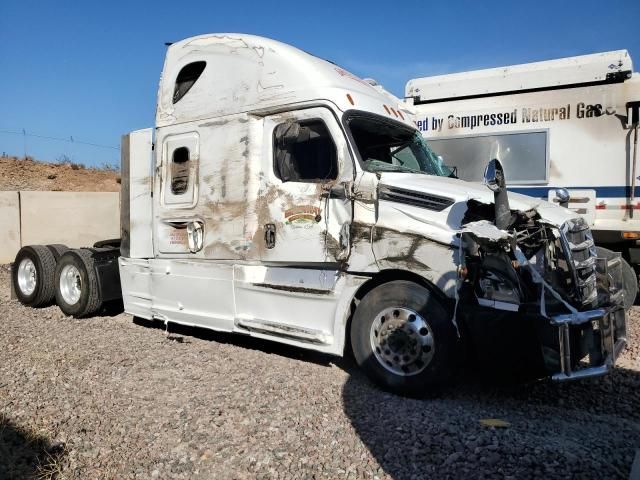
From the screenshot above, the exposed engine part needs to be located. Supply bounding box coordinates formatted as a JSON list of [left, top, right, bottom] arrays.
[[460, 206, 599, 311]]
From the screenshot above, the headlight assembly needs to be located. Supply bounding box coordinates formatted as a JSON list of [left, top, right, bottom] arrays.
[[474, 253, 522, 312]]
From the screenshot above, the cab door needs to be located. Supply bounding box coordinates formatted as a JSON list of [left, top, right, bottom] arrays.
[[150, 127, 234, 331], [154, 131, 202, 256], [233, 107, 355, 349], [259, 107, 354, 265]]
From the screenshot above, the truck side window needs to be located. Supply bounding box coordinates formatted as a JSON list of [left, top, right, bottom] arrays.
[[173, 61, 206, 104], [273, 120, 338, 182], [171, 146, 190, 194]]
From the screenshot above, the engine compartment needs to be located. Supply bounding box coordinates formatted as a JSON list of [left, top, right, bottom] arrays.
[[459, 200, 598, 313], [455, 198, 627, 379]]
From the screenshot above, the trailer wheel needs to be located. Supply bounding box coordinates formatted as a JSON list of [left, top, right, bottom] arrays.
[[596, 246, 638, 311], [12, 245, 57, 307], [350, 280, 456, 397], [54, 249, 102, 318]]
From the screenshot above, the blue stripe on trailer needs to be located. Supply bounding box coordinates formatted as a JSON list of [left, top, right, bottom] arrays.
[[508, 186, 640, 199]]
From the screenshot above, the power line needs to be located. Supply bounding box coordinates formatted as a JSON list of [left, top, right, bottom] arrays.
[[0, 129, 120, 150]]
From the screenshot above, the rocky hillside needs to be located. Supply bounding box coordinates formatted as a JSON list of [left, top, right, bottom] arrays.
[[0, 156, 120, 192]]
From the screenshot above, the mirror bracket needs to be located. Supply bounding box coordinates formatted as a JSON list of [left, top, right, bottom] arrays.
[[483, 159, 511, 230]]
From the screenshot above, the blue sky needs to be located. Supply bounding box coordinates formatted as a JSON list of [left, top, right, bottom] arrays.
[[1, 0, 639, 167]]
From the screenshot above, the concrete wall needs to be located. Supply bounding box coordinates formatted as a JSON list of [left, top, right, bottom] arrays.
[[0, 191, 120, 263], [0, 192, 21, 264]]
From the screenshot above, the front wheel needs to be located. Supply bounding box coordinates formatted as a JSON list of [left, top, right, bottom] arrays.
[[350, 280, 457, 396]]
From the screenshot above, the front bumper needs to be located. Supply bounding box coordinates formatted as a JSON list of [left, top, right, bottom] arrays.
[[457, 251, 629, 381], [550, 306, 626, 381], [549, 254, 628, 381]]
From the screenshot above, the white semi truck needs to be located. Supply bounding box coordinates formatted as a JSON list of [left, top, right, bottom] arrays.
[[11, 34, 629, 396], [406, 50, 640, 308]]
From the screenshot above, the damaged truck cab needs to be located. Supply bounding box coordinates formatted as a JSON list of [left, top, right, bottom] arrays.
[[113, 34, 628, 395]]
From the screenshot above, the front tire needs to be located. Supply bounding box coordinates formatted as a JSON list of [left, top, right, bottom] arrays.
[[54, 249, 102, 318], [350, 280, 457, 396], [12, 245, 57, 307]]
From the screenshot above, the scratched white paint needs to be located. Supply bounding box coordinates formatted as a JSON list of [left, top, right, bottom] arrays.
[[157, 33, 415, 130]]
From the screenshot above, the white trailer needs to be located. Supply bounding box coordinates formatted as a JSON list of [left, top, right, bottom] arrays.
[[11, 35, 629, 395], [406, 51, 640, 291]]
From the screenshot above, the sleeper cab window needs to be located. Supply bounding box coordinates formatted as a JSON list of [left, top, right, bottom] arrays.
[[171, 146, 190, 194], [273, 120, 338, 183], [173, 61, 206, 104]]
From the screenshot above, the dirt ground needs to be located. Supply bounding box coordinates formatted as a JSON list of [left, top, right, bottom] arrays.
[[0, 264, 639, 479], [0, 156, 120, 192]]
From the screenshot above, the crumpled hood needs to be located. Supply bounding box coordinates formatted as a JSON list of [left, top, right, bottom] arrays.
[[379, 172, 579, 227]]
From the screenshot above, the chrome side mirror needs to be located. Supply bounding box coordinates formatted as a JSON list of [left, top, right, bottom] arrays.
[[483, 159, 506, 192]]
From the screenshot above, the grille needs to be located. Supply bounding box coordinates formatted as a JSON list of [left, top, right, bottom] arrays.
[[379, 186, 455, 212], [559, 218, 598, 305]]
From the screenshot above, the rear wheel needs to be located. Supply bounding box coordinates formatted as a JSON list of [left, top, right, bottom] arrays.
[[12, 245, 57, 307], [46, 244, 69, 260], [54, 249, 102, 317], [596, 246, 638, 311], [350, 280, 457, 396]]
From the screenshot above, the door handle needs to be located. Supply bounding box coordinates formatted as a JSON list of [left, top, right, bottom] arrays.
[[187, 221, 204, 253], [265, 224, 276, 249], [320, 183, 348, 200]]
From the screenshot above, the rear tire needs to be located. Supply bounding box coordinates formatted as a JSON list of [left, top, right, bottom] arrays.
[[46, 244, 69, 260], [350, 280, 457, 397], [596, 246, 638, 311], [54, 249, 102, 318], [12, 245, 57, 307]]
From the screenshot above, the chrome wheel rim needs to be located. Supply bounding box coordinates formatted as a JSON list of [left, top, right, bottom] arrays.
[[17, 258, 37, 296], [370, 307, 435, 376], [59, 264, 82, 305]]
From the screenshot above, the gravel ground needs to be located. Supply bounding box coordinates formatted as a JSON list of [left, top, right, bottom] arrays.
[[1, 264, 639, 479]]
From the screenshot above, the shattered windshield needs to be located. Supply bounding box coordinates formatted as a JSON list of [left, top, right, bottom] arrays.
[[346, 115, 454, 177]]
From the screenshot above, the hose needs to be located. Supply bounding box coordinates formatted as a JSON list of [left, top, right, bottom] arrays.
[[632, 124, 639, 204]]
